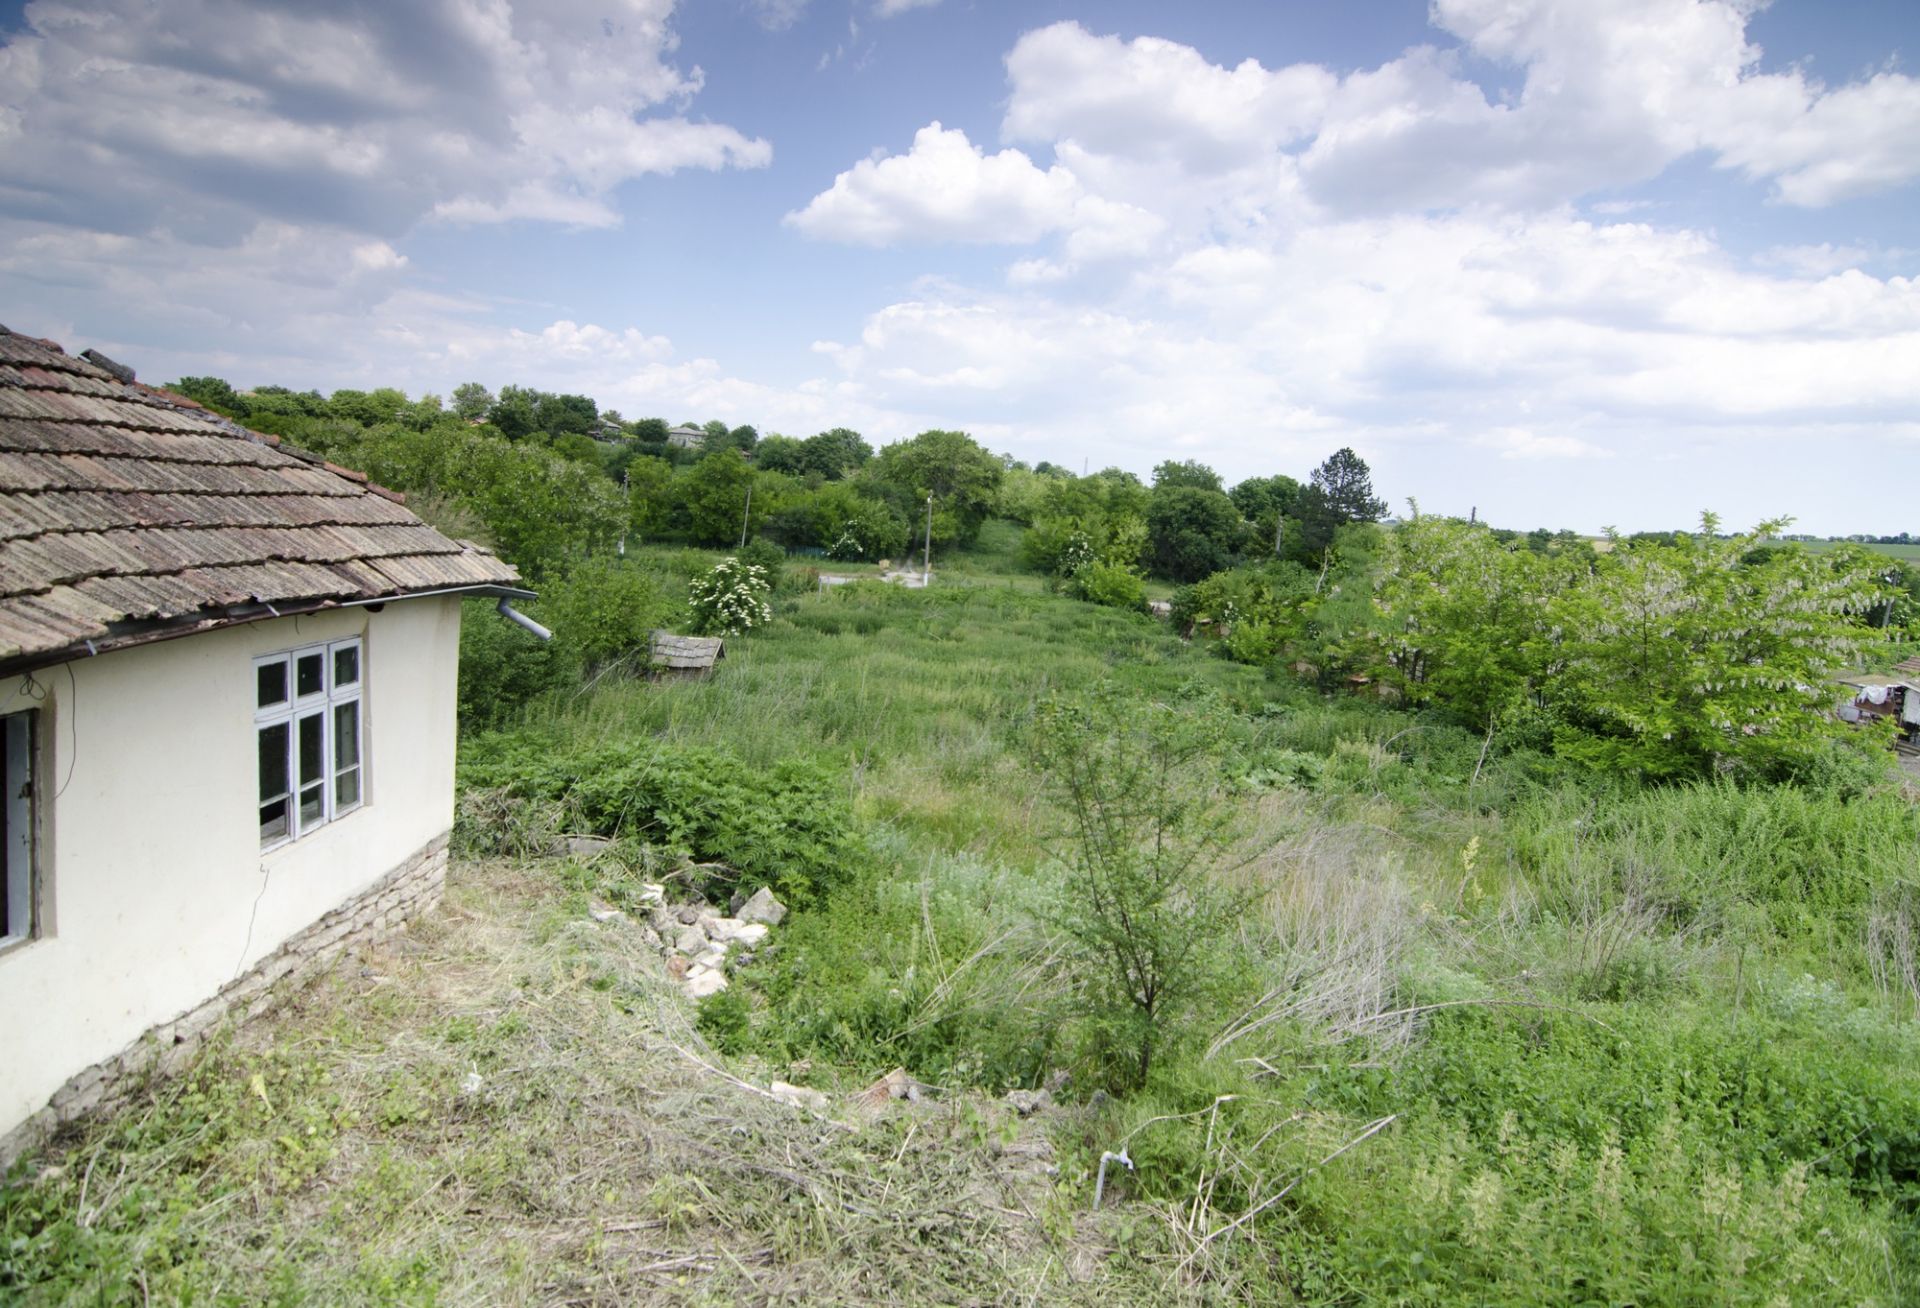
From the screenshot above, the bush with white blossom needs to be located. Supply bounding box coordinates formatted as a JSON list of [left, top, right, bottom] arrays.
[[688, 557, 773, 636]]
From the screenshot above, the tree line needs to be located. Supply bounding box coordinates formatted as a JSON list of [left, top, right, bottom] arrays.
[[165, 374, 1396, 590]]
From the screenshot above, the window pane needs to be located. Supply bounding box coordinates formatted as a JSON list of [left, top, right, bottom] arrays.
[[260, 798, 288, 846], [258, 722, 290, 804], [333, 644, 360, 689], [336, 768, 360, 809], [299, 783, 325, 828], [295, 652, 324, 698], [256, 661, 287, 709], [297, 712, 325, 786], [333, 701, 360, 770]]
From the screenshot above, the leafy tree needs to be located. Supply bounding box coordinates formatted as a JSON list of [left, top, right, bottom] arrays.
[[398, 393, 444, 432], [543, 430, 602, 466], [1146, 486, 1246, 582], [329, 387, 408, 427], [1152, 459, 1224, 492], [1543, 518, 1889, 780], [631, 417, 670, 446], [754, 434, 807, 474], [1229, 474, 1302, 554], [450, 382, 493, 421], [677, 451, 759, 546], [533, 392, 597, 438], [727, 424, 760, 454], [488, 386, 539, 441], [870, 429, 1004, 547], [623, 454, 676, 539], [801, 427, 871, 479], [1373, 515, 1576, 727], [246, 386, 328, 419], [168, 376, 244, 416]]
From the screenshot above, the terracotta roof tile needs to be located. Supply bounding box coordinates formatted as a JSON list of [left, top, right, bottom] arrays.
[[0, 325, 523, 668]]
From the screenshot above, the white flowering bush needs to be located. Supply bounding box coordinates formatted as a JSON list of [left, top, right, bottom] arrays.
[[826, 516, 882, 562], [688, 557, 773, 636]]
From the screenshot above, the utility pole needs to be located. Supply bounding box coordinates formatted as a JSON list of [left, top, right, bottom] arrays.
[[1274, 513, 1284, 559], [923, 493, 933, 584], [738, 484, 752, 549]]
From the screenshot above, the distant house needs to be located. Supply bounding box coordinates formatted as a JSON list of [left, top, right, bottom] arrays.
[[666, 424, 707, 449], [1835, 671, 1920, 751], [0, 326, 532, 1163]]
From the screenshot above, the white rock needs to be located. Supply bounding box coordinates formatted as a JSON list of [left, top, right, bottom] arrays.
[[638, 883, 666, 905], [588, 905, 624, 923], [770, 1081, 829, 1112], [693, 944, 728, 970], [684, 967, 728, 998], [705, 916, 746, 942], [1005, 1088, 1051, 1116], [738, 887, 787, 927], [460, 1071, 484, 1096], [673, 925, 706, 955], [732, 922, 770, 948]]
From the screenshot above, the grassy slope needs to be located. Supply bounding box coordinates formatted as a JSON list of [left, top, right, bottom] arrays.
[[2, 861, 1149, 1305], [6, 536, 1918, 1304]]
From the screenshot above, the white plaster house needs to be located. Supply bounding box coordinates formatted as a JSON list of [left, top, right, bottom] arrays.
[[0, 327, 529, 1163]]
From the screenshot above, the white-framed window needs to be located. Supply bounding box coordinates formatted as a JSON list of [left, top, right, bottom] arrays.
[[0, 708, 35, 948], [255, 638, 364, 850]]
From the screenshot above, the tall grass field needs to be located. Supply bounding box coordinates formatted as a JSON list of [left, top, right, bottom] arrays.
[[5, 534, 1917, 1304]]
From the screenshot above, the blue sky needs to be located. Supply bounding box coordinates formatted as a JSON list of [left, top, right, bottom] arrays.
[[0, 0, 1916, 534]]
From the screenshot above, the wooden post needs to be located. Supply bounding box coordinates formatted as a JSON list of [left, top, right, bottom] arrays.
[[923, 493, 933, 583]]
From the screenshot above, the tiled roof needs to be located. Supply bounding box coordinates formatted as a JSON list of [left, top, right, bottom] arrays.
[[650, 630, 725, 670], [0, 325, 522, 671]]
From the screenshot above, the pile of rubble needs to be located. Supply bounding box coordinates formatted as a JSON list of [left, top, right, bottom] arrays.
[[593, 883, 788, 1000]]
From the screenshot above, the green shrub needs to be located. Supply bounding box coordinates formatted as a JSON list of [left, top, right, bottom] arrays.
[[1066, 559, 1147, 611], [687, 557, 773, 636], [542, 556, 666, 673], [461, 736, 865, 908], [1028, 685, 1249, 1090], [457, 598, 572, 731]]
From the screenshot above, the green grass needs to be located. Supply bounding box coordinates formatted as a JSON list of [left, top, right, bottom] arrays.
[[1795, 539, 1920, 561], [12, 535, 1919, 1305], [478, 570, 1268, 866]]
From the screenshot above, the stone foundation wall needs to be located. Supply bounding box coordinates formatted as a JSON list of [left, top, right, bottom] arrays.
[[0, 832, 449, 1170]]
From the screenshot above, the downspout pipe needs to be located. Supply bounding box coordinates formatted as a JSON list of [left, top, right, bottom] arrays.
[[495, 599, 552, 641]]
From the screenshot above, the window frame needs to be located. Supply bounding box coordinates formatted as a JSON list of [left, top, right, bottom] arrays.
[[0, 707, 36, 952], [254, 637, 364, 852]]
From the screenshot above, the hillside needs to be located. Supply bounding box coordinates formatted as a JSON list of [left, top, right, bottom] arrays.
[[6, 546, 1917, 1305]]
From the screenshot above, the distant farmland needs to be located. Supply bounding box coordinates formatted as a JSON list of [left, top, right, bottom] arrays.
[[1797, 540, 1920, 561]]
